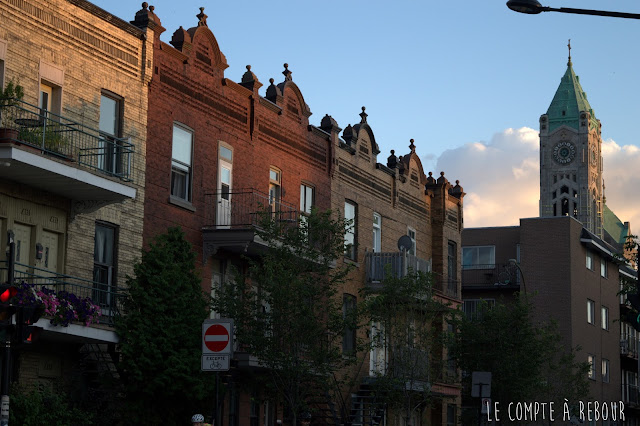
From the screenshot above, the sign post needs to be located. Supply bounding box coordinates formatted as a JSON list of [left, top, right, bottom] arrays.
[[203, 319, 234, 426]]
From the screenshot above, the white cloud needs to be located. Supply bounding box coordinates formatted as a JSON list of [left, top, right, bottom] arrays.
[[431, 128, 640, 232], [601, 139, 640, 232]]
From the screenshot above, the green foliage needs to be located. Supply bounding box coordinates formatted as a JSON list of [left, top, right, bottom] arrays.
[[0, 78, 24, 103], [0, 78, 24, 128], [363, 270, 453, 423], [213, 207, 355, 424], [450, 295, 589, 410], [18, 122, 70, 154], [9, 383, 94, 426], [116, 227, 211, 424]]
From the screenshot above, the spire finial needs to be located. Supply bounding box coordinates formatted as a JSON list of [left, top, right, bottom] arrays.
[[359, 106, 368, 123], [197, 7, 208, 26], [567, 39, 572, 66], [409, 138, 415, 152], [283, 63, 292, 81]]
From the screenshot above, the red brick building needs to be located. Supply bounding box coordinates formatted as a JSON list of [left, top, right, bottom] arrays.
[[142, 6, 333, 424]]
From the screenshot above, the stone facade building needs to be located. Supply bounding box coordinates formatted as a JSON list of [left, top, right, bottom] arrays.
[[0, 0, 151, 415]]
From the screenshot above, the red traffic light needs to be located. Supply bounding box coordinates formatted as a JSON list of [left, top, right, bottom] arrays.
[[0, 286, 17, 303]]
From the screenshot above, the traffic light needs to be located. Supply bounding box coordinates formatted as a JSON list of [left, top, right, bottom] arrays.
[[626, 283, 640, 331], [16, 304, 44, 344], [0, 284, 18, 322]]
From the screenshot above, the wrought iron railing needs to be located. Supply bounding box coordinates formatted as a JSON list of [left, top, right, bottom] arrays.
[[365, 252, 431, 283], [204, 189, 298, 229], [621, 335, 639, 358], [0, 261, 123, 327], [432, 274, 459, 299], [0, 99, 134, 181], [461, 263, 520, 288], [389, 346, 430, 384]]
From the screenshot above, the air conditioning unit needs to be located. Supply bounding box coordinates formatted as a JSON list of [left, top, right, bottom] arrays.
[[621, 339, 630, 355]]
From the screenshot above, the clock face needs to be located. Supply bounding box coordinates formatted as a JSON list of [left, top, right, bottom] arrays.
[[553, 141, 576, 164]]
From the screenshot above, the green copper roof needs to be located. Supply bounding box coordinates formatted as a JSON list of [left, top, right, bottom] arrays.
[[546, 59, 597, 132], [603, 204, 629, 245]]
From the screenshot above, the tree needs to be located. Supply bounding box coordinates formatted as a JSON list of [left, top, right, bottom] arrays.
[[363, 270, 454, 426], [213, 208, 355, 425], [116, 227, 211, 424], [450, 295, 589, 423]]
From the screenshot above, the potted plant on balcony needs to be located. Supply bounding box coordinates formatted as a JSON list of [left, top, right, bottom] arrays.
[[0, 79, 24, 142], [18, 121, 70, 157]]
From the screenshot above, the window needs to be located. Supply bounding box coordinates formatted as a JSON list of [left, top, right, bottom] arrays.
[[586, 251, 594, 270], [587, 299, 595, 324], [269, 168, 281, 215], [588, 354, 596, 380], [342, 294, 356, 353], [300, 184, 314, 228], [344, 201, 357, 260], [602, 359, 610, 383], [217, 144, 233, 227], [462, 246, 495, 269], [170, 124, 193, 202], [463, 299, 495, 321], [447, 404, 456, 426], [407, 227, 416, 255], [93, 223, 117, 310], [448, 241, 457, 296], [99, 93, 123, 174], [372, 213, 381, 253], [601, 260, 608, 278], [601, 306, 609, 330]]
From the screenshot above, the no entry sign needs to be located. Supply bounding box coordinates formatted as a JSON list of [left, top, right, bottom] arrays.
[[202, 319, 233, 356]]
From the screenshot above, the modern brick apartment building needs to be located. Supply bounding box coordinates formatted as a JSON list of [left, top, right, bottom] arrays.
[[462, 50, 638, 424], [0, 0, 150, 414]]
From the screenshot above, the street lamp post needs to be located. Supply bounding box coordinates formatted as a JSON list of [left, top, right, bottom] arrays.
[[508, 259, 527, 295], [507, 0, 640, 19]]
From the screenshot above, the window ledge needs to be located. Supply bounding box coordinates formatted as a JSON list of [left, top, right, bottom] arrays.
[[169, 195, 196, 212]]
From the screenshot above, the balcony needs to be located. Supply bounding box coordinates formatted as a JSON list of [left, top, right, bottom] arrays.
[[462, 263, 521, 291], [202, 189, 298, 258], [621, 335, 638, 359], [389, 346, 430, 391], [622, 384, 639, 406], [0, 99, 136, 204], [365, 251, 431, 282], [0, 261, 123, 343]]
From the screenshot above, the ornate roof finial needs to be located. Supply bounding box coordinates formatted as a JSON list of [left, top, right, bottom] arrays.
[[142, 2, 148, 9], [149, 5, 154, 13], [283, 63, 292, 81], [359, 106, 368, 123], [197, 7, 208, 27], [567, 39, 572, 67], [409, 139, 415, 152]]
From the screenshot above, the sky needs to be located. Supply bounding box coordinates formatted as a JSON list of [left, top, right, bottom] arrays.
[[93, 0, 640, 231]]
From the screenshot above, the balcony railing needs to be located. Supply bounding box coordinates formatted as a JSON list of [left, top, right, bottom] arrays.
[[462, 263, 520, 288], [365, 252, 431, 283], [0, 261, 123, 327], [433, 274, 459, 299], [0, 99, 134, 181], [389, 346, 430, 389], [204, 189, 298, 229], [622, 384, 639, 405], [621, 335, 639, 358]]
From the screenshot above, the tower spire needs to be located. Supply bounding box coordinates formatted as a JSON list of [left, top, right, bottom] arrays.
[[567, 39, 572, 67]]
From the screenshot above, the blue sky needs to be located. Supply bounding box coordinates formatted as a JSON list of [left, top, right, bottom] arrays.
[[93, 0, 640, 229]]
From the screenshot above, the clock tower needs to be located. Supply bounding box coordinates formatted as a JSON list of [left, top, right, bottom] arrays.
[[539, 44, 604, 238]]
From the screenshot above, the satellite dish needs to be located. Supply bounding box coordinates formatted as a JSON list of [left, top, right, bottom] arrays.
[[397, 235, 413, 252]]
